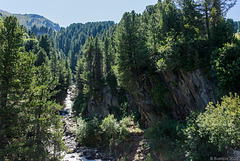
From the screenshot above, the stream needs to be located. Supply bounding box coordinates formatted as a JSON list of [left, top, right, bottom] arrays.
[[61, 85, 111, 161]]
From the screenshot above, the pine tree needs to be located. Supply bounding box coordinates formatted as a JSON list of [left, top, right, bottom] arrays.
[[35, 48, 49, 67], [197, 0, 236, 38], [83, 36, 94, 95], [182, 0, 204, 39], [50, 51, 59, 80], [103, 37, 117, 89], [115, 11, 150, 90], [39, 35, 52, 57], [93, 36, 104, 91], [0, 16, 35, 159], [103, 37, 111, 77], [65, 57, 72, 88], [76, 57, 84, 92], [26, 63, 65, 160]]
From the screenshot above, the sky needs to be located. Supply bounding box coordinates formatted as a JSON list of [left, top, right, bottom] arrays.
[[226, 0, 240, 21], [0, 0, 239, 27]]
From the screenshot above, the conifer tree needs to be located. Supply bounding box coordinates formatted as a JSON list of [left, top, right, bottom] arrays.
[[93, 36, 104, 91], [83, 36, 94, 95], [0, 16, 35, 159], [76, 57, 84, 92], [65, 57, 72, 88], [103, 37, 117, 88], [26, 63, 65, 160], [35, 48, 49, 66], [103, 37, 111, 77], [115, 11, 150, 90], [39, 35, 52, 57], [182, 0, 204, 39]]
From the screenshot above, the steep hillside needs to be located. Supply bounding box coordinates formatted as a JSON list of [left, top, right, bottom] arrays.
[[48, 21, 115, 70], [0, 9, 60, 31]]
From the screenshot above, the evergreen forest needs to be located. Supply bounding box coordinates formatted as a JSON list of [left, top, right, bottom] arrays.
[[1, 0, 240, 160]]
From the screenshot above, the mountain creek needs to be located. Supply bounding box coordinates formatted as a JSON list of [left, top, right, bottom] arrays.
[[61, 85, 112, 161], [60, 86, 151, 161]]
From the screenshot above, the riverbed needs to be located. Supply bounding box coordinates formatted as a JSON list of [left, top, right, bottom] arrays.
[[61, 86, 110, 161]]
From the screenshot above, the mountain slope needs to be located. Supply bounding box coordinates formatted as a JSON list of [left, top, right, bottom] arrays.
[[0, 9, 60, 31]]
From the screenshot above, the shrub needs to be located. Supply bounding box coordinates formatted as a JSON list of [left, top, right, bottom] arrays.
[[145, 115, 185, 160], [183, 112, 221, 161], [100, 114, 130, 149], [100, 114, 119, 139], [184, 94, 240, 160], [76, 114, 134, 151], [119, 116, 135, 127], [197, 93, 240, 150], [76, 117, 100, 146], [76, 117, 87, 143], [211, 43, 240, 94], [72, 93, 87, 115]]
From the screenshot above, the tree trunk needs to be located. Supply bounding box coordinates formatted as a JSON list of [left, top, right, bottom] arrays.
[[205, 5, 211, 39]]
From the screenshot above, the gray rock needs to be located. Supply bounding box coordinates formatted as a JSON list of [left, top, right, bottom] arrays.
[[87, 85, 120, 118]]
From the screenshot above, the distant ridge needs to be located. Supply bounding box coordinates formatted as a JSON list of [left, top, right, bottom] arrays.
[[0, 9, 10, 14], [0, 9, 60, 31]]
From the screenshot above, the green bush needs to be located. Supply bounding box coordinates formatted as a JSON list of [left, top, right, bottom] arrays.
[[100, 114, 120, 138], [211, 43, 240, 94], [183, 113, 221, 161], [72, 93, 87, 115], [76, 117, 87, 143], [184, 94, 240, 160], [76, 114, 135, 151], [100, 114, 130, 149], [76, 117, 100, 146], [119, 116, 134, 126], [145, 115, 185, 160], [197, 93, 240, 150]]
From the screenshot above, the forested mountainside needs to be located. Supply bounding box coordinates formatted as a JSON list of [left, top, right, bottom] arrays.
[[0, 9, 60, 31], [1, 0, 240, 160], [48, 21, 115, 70]]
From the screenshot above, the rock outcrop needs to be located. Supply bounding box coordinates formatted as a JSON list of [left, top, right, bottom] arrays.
[[87, 85, 120, 118], [130, 69, 217, 125], [161, 69, 216, 119], [85, 69, 217, 126]]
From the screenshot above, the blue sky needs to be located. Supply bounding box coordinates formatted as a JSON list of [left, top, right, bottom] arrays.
[[226, 0, 240, 21], [1, 0, 239, 27]]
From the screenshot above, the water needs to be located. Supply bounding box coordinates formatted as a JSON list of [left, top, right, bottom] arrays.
[[61, 86, 74, 116], [61, 86, 108, 161]]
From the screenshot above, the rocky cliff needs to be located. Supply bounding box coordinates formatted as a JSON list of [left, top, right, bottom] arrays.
[[161, 69, 216, 119], [120, 69, 215, 126], [86, 85, 120, 118], [85, 69, 217, 126]]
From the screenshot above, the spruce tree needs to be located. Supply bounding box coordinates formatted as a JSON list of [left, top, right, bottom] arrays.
[[93, 36, 104, 91], [35, 48, 49, 67], [0, 16, 35, 159], [182, 0, 204, 39], [83, 36, 94, 95], [39, 35, 52, 57], [76, 57, 84, 92], [103, 37, 117, 89], [115, 11, 150, 90], [65, 57, 72, 88], [26, 63, 65, 160]]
